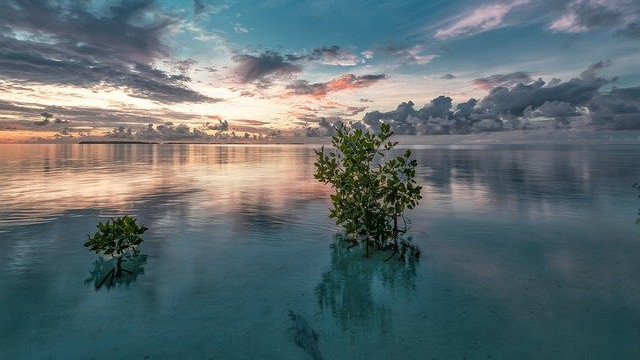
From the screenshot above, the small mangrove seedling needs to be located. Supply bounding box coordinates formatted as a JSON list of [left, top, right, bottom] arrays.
[[315, 123, 422, 260], [84, 215, 147, 289]]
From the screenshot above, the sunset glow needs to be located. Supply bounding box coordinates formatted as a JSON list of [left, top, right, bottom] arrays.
[[1, 0, 639, 142]]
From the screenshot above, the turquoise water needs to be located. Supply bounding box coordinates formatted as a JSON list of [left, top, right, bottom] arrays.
[[1, 144, 639, 359]]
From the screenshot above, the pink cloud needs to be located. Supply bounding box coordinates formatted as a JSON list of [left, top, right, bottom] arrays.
[[435, 0, 529, 39], [287, 74, 387, 98]]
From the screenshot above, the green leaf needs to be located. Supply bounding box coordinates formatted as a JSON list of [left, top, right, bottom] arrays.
[[84, 215, 147, 256]]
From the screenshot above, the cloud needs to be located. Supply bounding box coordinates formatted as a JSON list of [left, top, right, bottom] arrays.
[[191, 0, 232, 17], [531, 101, 579, 118], [0, 0, 217, 103], [359, 62, 632, 134], [233, 119, 268, 126], [614, 21, 640, 38], [234, 23, 250, 33], [435, 0, 529, 39], [0, 0, 168, 63], [473, 71, 533, 90], [370, 44, 437, 65], [231, 51, 302, 86], [165, 58, 198, 74], [0, 98, 203, 128], [441, 73, 457, 79], [363, 97, 460, 135], [589, 86, 640, 129], [361, 96, 500, 135], [193, 0, 206, 15], [229, 46, 371, 90], [304, 46, 359, 66], [361, 50, 374, 59], [135, 123, 209, 141], [479, 69, 608, 117], [33, 118, 50, 126], [549, 0, 638, 34], [202, 118, 229, 131], [286, 46, 359, 66], [343, 106, 368, 116], [304, 117, 368, 137], [287, 74, 386, 98], [305, 117, 343, 137]]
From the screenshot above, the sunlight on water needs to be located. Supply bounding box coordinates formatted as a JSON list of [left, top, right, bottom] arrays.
[[1, 143, 639, 359], [0, 144, 330, 228]]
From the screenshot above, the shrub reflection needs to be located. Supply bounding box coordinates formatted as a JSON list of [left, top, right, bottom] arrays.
[[85, 253, 148, 290], [315, 235, 418, 334]]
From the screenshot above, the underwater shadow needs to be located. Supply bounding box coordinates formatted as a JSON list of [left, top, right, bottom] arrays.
[[85, 253, 148, 290], [315, 235, 418, 334]]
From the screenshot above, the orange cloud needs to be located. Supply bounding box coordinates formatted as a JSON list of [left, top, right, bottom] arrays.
[[287, 74, 386, 98]]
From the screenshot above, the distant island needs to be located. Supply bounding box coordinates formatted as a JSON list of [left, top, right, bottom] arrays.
[[78, 140, 308, 145], [79, 140, 159, 144]]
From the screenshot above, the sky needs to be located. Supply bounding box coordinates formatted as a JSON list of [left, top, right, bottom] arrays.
[[0, 0, 639, 142]]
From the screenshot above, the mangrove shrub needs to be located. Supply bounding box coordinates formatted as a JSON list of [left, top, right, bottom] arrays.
[[314, 123, 422, 259], [84, 215, 147, 288]]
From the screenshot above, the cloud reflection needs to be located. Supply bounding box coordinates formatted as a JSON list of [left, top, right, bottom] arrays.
[[0, 144, 331, 228]]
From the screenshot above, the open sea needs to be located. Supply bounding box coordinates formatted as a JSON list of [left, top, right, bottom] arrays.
[[1, 143, 639, 359]]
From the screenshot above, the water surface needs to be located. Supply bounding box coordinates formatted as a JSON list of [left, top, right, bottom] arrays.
[[1, 144, 639, 359]]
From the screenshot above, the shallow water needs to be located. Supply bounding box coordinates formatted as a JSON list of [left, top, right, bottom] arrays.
[[1, 143, 639, 359]]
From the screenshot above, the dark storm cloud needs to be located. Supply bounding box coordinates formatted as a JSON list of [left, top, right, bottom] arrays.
[[362, 96, 480, 135], [0, 0, 216, 103], [479, 61, 610, 116], [231, 51, 302, 85], [589, 86, 640, 130], [1, 0, 167, 62], [473, 72, 533, 90], [354, 62, 635, 135]]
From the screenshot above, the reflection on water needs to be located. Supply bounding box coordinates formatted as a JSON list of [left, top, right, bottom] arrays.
[[316, 236, 417, 334], [1, 144, 637, 229], [1, 143, 640, 359], [85, 254, 148, 290], [0, 144, 329, 228], [634, 183, 640, 225], [412, 145, 638, 220]]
